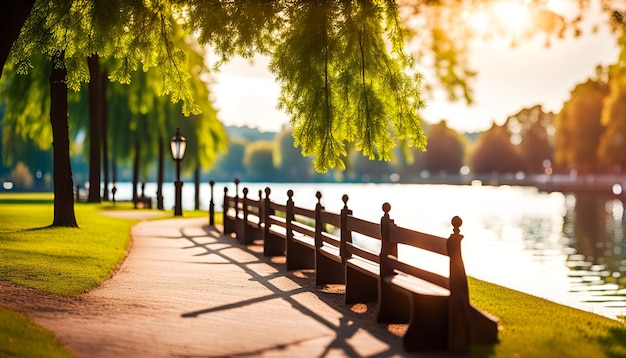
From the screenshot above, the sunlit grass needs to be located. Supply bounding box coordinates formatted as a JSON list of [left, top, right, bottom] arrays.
[[0, 193, 623, 357], [0, 306, 73, 358], [0, 194, 137, 295], [469, 278, 626, 357]]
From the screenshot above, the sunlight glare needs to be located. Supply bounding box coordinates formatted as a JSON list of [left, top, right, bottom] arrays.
[[466, 1, 532, 39], [467, 9, 489, 33], [545, 0, 571, 16], [493, 1, 530, 36]]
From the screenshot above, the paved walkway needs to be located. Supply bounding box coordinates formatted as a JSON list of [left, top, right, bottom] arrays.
[[1, 216, 437, 357]]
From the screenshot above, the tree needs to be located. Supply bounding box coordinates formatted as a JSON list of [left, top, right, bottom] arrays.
[[10, 161, 34, 190], [422, 121, 465, 175], [49, 52, 77, 226], [243, 140, 277, 181], [5, 1, 201, 226], [273, 126, 314, 182], [554, 78, 608, 173], [4, 0, 626, 226], [87, 55, 103, 202], [269, 1, 426, 172], [398, 0, 625, 102], [505, 105, 554, 174], [0, 0, 35, 79], [470, 123, 524, 175], [598, 32, 626, 172], [210, 137, 247, 181]]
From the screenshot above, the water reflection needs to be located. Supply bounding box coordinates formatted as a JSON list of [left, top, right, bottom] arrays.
[[562, 194, 626, 312]]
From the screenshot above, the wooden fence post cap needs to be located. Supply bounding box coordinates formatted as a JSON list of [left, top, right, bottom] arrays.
[[224, 187, 228, 193], [451, 216, 463, 229], [316, 191, 322, 200], [342, 194, 349, 205], [209, 179, 215, 186], [234, 178, 240, 185], [265, 187, 271, 196], [382, 202, 391, 213], [243, 187, 249, 195], [287, 189, 294, 198]]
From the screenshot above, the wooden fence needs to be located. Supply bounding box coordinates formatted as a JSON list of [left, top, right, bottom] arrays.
[[209, 179, 499, 353]]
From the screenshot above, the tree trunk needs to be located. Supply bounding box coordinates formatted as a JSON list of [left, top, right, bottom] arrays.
[[157, 136, 164, 210], [87, 55, 102, 202], [102, 69, 109, 201], [0, 0, 35, 79], [50, 54, 78, 227], [132, 140, 140, 208], [194, 166, 200, 210]]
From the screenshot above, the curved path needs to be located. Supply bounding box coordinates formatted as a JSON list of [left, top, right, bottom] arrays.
[[0, 217, 427, 357]]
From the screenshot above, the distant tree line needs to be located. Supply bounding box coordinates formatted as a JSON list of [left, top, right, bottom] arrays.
[[206, 113, 553, 184], [5, 60, 626, 188]]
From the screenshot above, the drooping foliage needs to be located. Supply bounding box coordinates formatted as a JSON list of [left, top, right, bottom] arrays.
[[269, 0, 425, 172], [0, 57, 53, 150], [9, 0, 199, 116]]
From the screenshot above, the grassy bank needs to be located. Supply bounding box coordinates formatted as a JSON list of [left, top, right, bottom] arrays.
[[0, 307, 74, 358], [0, 194, 138, 295], [469, 278, 626, 357], [0, 193, 625, 357]]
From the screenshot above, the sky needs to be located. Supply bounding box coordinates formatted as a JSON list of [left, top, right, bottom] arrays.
[[208, 1, 621, 134]]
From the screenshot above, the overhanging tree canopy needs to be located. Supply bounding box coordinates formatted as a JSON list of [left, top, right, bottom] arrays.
[[6, 0, 427, 173], [2, 0, 626, 227]]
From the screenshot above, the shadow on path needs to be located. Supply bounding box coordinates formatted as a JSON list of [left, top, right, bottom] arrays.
[[175, 225, 427, 357]]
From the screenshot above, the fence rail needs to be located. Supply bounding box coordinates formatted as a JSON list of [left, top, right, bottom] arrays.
[[212, 179, 499, 353]]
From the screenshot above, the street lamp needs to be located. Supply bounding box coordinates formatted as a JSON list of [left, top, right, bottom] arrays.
[[170, 128, 187, 216]]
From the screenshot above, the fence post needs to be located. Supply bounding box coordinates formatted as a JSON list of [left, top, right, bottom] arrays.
[[208, 179, 215, 226], [238, 187, 249, 244], [234, 178, 240, 221], [263, 187, 272, 244], [379, 202, 395, 277], [339, 194, 352, 262], [446, 216, 471, 352], [242, 187, 249, 223], [377, 202, 408, 324], [258, 189, 264, 226], [285, 189, 294, 243], [314, 191, 324, 250], [223, 187, 229, 234]]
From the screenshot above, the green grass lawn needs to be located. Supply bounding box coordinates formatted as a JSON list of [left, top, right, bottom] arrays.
[[0, 306, 73, 358], [0, 193, 624, 357], [0, 195, 137, 295]]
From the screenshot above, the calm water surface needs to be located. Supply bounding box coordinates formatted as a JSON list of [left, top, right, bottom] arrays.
[[113, 181, 626, 319]]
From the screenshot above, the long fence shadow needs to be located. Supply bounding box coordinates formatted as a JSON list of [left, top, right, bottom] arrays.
[[177, 225, 416, 358]]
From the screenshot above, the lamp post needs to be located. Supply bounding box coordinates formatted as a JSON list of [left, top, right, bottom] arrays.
[[170, 128, 187, 216]]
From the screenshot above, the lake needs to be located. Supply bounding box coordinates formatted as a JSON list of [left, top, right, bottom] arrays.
[[111, 181, 626, 319]]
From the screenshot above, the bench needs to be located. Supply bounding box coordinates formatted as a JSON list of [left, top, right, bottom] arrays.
[[235, 188, 264, 245], [312, 192, 345, 286], [343, 209, 382, 304], [311, 193, 382, 301], [262, 188, 316, 269], [134, 195, 153, 209], [377, 203, 499, 352], [222, 186, 238, 236], [261, 187, 287, 257], [285, 190, 317, 270]]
